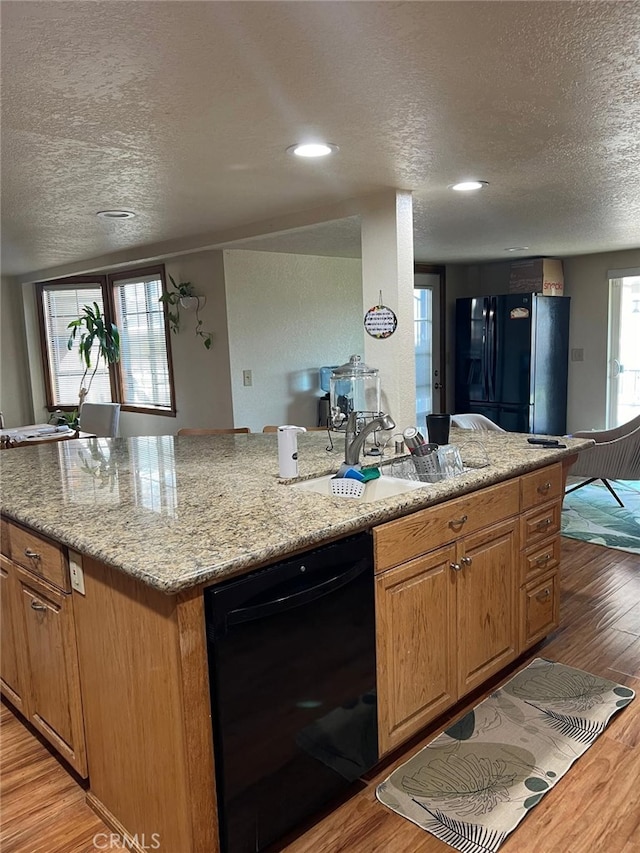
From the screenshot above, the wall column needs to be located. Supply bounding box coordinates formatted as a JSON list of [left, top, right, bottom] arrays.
[[360, 190, 415, 431]]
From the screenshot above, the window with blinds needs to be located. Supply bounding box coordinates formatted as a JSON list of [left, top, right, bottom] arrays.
[[111, 271, 173, 410], [37, 266, 175, 415], [41, 283, 112, 406]]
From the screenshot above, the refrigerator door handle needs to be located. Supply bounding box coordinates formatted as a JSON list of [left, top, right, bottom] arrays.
[[482, 298, 490, 399], [487, 297, 496, 401]]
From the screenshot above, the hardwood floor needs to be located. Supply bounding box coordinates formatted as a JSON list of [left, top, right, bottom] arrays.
[[2, 537, 639, 853]]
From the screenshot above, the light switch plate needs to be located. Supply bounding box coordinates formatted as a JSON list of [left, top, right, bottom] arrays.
[[69, 550, 85, 595], [243, 369, 252, 386]]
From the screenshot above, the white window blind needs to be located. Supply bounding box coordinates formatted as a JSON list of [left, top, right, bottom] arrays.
[[42, 285, 112, 406], [112, 273, 172, 409]]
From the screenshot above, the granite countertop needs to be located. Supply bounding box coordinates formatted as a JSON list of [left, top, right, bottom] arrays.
[[0, 428, 593, 594]]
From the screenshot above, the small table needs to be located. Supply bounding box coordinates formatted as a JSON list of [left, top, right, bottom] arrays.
[[0, 424, 96, 449]]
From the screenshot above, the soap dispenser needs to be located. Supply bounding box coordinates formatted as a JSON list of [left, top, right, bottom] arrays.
[[277, 425, 307, 478]]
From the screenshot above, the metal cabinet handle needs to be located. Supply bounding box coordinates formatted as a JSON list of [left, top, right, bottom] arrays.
[[461, 556, 473, 566], [30, 600, 47, 611], [450, 562, 463, 572], [536, 518, 552, 530], [537, 482, 551, 493], [535, 553, 551, 565], [448, 514, 468, 529], [535, 588, 551, 601], [25, 548, 41, 560]]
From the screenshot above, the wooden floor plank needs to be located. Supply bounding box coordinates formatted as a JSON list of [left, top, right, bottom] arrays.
[[1, 537, 639, 853]]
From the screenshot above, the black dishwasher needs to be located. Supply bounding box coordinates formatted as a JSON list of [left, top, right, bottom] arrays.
[[204, 532, 378, 853]]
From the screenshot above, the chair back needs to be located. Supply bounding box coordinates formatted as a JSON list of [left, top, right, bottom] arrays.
[[177, 427, 250, 435], [451, 413, 505, 432], [79, 403, 121, 437], [262, 425, 326, 432]]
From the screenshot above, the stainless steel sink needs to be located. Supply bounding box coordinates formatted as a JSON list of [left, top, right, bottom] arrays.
[[291, 473, 427, 503]]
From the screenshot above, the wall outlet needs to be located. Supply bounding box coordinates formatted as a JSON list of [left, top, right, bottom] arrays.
[[69, 550, 85, 595], [243, 369, 252, 387], [571, 348, 584, 362]]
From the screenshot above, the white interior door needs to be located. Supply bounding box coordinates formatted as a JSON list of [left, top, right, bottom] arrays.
[[414, 272, 442, 426], [607, 273, 640, 427]]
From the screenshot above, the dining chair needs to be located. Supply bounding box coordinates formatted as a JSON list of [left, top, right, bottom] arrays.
[[79, 402, 121, 437], [177, 427, 251, 435]]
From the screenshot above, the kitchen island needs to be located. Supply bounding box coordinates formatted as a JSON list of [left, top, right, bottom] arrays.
[[0, 429, 592, 853]]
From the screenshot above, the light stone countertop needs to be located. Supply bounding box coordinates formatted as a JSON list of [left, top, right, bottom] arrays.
[[0, 429, 593, 594]]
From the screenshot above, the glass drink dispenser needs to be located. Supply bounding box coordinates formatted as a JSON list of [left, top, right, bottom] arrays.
[[329, 355, 381, 428]]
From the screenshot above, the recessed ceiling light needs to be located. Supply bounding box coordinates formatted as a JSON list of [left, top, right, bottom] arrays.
[[504, 246, 529, 252], [450, 180, 489, 192], [286, 143, 339, 158], [96, 210, 136, 219]]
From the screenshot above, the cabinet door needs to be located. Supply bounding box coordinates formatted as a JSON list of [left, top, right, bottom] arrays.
[[376, 545, 457, 755], [520, 569, 560, 650], [0, 556, 27, 712], [16, 567, 87, 777], [456, 519, 518, 696]]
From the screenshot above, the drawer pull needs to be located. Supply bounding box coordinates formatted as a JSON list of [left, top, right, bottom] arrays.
[[537, 482, 552, 494], [535, 554, 551, 566], [535, 588, 551, 601], [461, 556, 473, 566], [30, 600, 47, 611], [450, 562, 463, 572], [535, 518, 552, 530], [25, 548, 41, 560], [449, 514, 468, 529]]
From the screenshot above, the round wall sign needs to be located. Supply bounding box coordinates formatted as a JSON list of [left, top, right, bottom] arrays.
[[364, 301, 397, 339]]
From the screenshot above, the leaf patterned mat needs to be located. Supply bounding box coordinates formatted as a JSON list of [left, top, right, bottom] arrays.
[[376, 658, 634, 853], [561, 479, 640, 554]]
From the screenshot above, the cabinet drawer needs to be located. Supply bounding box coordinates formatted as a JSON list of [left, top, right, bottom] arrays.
[[520, 500, 561, 550], [8, 522, 70, 592], [1, 516, 10, 557], [521, 535, 561, 584], [520, 569, 559, 650], [374, 479, 519, 572], [520, 464, 562, 511]]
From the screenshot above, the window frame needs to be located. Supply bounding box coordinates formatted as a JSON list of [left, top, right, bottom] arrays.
[[36, 265, 177, 417]]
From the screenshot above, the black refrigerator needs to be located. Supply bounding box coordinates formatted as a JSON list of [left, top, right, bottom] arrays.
[[455, 293, 570, 435]]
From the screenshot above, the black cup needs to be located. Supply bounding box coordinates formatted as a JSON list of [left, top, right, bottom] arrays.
[[426, 413, 451, 446]]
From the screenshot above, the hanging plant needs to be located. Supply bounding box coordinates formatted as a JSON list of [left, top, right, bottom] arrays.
[[159, 275, 213, 349]]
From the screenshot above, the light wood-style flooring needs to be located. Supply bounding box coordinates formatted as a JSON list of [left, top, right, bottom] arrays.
[[2, 537, 639, 853]]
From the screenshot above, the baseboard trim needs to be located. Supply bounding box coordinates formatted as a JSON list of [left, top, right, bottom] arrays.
[[86, 792, 148, 853]]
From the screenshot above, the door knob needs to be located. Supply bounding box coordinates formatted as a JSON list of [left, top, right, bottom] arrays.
[[450, 562, 462, 572]]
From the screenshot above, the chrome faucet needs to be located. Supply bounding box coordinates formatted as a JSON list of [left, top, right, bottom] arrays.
[[344, 411, 396, 466]]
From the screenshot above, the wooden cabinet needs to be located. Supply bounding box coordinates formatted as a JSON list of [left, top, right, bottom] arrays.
[[456, 519, 518, 696], [1, 555, 27, 713], [375, 546, 457, 754], [0, 519, 87, 777], [374, 482, 520, 754]]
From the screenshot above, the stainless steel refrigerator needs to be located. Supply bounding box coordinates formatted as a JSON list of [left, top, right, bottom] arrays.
[[455, 293, 571, 435]]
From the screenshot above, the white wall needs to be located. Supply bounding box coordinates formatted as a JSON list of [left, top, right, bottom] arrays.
[[224, 250, 363, 432], [0, 276, 33, 427]]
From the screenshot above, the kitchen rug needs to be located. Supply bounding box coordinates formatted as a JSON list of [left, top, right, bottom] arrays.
[[561, 479, 640, 554], [376, 658, 634, 853]]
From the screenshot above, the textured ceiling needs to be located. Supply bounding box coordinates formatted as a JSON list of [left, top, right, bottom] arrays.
[[2, 1, 639, 279]]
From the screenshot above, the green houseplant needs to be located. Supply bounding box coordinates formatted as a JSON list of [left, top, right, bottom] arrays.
[[159, 275, 213, 349], [60, 302, 120, 428]]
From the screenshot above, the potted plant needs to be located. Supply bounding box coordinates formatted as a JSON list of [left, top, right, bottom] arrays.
[[61, 302, 120, 428], [159, 275, 213, 349]]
